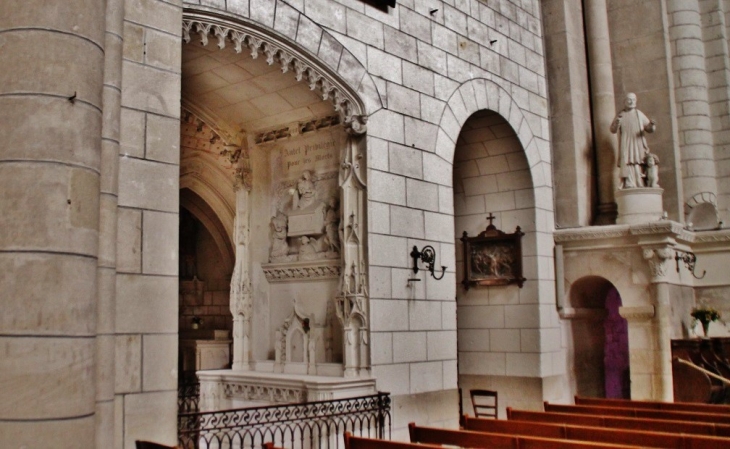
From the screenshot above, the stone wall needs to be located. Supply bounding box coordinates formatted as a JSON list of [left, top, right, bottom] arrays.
[[116, 0, 183, 446]]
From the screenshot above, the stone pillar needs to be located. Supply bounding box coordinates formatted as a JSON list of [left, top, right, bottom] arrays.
[[542, 0, 594, 227], [666, 0, 719, 227], [230, 150, 253, 371], [642, 247, 674, 401], [0, 1, 105, 446], [336, 116, 371, 378], [584, 0, 619, 224], [96, 0, 124, 446]]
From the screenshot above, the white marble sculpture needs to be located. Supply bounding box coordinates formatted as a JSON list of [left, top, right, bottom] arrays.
[[269, 169, 341, 262], [610, 93, 656, 189]]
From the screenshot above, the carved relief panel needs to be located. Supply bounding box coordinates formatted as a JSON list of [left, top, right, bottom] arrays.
[[266, 123, 345, 264]]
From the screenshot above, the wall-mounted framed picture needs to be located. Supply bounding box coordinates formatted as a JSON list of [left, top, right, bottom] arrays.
[[460, 217, 525, 290]]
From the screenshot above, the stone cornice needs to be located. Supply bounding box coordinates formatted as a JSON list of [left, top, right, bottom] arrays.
[[182, 13, 365, 127], [554, 221, 691, 244], [555, 222, 730, 250]]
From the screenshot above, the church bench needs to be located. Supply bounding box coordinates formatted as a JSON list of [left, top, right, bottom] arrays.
[[463, 415, 730, 448], [575, 395, 730, 414], [408, 422, 644, 448], [508, 408, 730, 436], [343, 432, 442, 449], [544, 402, 730, 424]]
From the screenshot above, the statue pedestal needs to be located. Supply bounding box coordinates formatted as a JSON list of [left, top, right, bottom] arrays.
[[616, 187, 664, 225]]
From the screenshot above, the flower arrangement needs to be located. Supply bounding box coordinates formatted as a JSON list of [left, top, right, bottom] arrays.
[[691, 307, 721, 337], [191, 316, 204, 329]]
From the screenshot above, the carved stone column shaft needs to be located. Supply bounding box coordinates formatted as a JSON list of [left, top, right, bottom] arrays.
[[336, 119, 370, 377], [230, 183, 253, 371], [642, 247, 674, 401], [584, 0, 618, 223]]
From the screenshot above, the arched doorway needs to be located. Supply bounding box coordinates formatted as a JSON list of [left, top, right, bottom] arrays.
[[568, 276, 630, 399]]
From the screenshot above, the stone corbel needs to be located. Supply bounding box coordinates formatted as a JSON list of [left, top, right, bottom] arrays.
[[344, 114, 368, 135]]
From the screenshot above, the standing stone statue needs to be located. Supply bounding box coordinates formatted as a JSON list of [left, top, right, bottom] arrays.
[[610, 93, 656, 189]]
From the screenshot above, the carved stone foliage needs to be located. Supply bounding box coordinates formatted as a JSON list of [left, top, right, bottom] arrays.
[[255, 115, 341, 145], [262, 260, 341, 282], [181, 108, 251, 190], [642, 247, 672, 280], [182, 18, 362, 124], [223, 383, 306, 403]]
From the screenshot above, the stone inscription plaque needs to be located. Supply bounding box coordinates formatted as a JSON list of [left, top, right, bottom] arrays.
[[273, 130, 342, 178]]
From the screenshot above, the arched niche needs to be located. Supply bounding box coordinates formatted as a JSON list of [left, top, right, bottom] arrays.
[[567, 276, 630, 399]]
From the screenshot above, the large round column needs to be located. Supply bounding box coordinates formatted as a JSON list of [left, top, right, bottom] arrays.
[[0, 1, 105, 446], [584, 0, 619, 224]]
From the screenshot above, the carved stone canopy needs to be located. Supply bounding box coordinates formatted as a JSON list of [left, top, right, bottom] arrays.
[[182, 14, 366, 127]]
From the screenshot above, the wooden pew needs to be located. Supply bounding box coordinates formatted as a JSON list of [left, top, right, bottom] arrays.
[[575, 396, 730, 414], [464, 415, 730, 448], [343, 432, 442, 449], [508, 408, 730, 437], [544, 402, 730, 424], [408, 422, 643, 448]]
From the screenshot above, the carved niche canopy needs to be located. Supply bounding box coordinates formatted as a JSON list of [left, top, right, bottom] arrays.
[[460, 215, 526, 289]]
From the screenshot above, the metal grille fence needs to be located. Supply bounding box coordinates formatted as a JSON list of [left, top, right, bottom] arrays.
[[178, 381, 201, 414], [177, 392, 391, 449]]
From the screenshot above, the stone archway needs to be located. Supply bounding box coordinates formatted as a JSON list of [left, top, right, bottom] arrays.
[[567, 276, 630, 399], [179, 9, 376, 409], [445, 79, 562, 411]]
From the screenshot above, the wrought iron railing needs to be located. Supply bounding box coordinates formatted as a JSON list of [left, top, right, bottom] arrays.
[[177, 392, 391, 449], [178, 381, 201, 414]]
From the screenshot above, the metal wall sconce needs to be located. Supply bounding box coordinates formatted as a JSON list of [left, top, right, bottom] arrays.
[[410, 245, 446, 280], [675, 250, 706, 279]]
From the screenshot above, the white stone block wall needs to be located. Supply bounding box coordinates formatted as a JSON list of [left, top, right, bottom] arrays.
[[115, 0, 183, 447]]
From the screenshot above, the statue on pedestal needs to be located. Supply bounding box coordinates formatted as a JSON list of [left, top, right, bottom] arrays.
[[610, 93, 656, 189]]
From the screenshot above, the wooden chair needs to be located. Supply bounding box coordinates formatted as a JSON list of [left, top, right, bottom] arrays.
[[470, 389, 498, 419], [135, 441, 177, 449]]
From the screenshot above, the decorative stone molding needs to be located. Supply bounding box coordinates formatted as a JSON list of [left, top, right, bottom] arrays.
[[182, 16, 364, 124], [619, 305, 655, 321], [554, 226, 630, 243], [630, 221, 685, 237], [223, 383, 306, 403], [262, 260, 341, 282], [693, 230, 730, 243], [254, 115, 341, 144]]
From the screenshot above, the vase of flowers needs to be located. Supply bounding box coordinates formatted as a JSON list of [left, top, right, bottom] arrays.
[[191, 316, 204, 330], [691, 307, 721, 337]]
